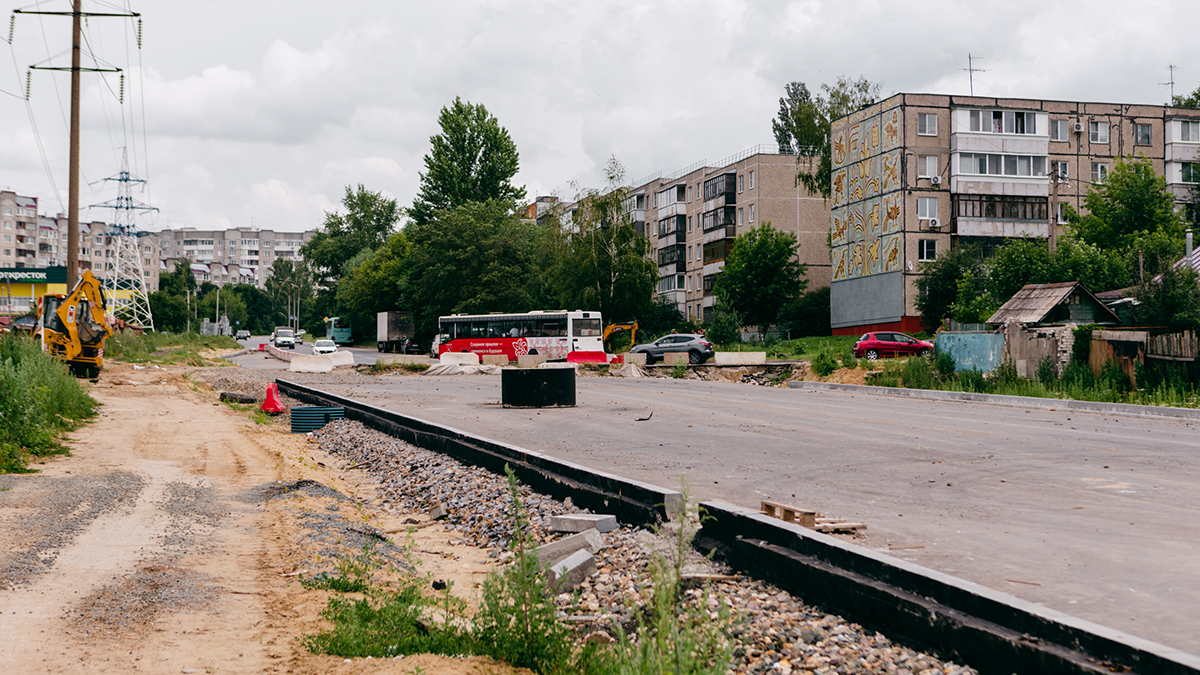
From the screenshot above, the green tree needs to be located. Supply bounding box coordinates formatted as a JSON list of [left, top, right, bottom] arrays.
[[337, 231, 412, 342], [772, 76, 880, 199], [408, 97, 526, 228], [1171, 85, 1200, 108], [713, 223, 808, 340], [301, 185, 399, 290], [197, 288, 248, 330], [949, 270, 999, 324], [777, 286, 831, 338], [1131, 264, 1200, 331], [987, 237, 1053, 301], [147, 291, 187, 333], [1068, 155, 1185, 256], [915, 245, 985, 330], [264, 258, 313, 331], [225, 283, 274, 335], [401, 200, 539, 338], [545, 159, 657, 323]]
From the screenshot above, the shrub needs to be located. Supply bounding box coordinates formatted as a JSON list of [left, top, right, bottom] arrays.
[[1060, 361, 1094, 390], [840, 346, 858, 370], [1036, 355, 1059, 386], [933, 349, 957, 378], [670, 363, 688, 379], [901, 355, 937, 390], [957, 368, 987, 393], [1098, 359, 1132, 395], [993, 359, 1020, 386], [810, 351, 838, 377]]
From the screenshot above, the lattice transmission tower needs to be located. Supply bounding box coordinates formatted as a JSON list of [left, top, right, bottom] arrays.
[[91, 148, 157, 330]]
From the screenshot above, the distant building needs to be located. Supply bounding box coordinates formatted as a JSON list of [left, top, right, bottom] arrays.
[[624, 145, 830, 322], [157, 227, 317, 287], [828, 94, 1200, 335]]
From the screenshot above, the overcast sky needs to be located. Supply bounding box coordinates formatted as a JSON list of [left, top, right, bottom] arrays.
[[2, 0, 1199, 233]]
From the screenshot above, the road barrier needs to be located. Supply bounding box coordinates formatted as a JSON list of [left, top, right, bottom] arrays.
[[274, 378, 1200, 675]]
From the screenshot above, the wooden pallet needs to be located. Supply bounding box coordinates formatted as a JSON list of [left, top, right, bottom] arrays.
[[760, 500, 866, 534]]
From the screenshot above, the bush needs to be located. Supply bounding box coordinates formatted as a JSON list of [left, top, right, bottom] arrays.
[[1036, 355, 1059, 386], [1098, 360, 1131, 395], [901, 356, 937, 390], [840, 346, 858, 370], [810, 351, 838, 377], [957, 368, 987, 393], [1060, 361, 1095, 390], [933, 349, 957, 378], [705, 300, 742, 346], [993, 359, 1020, 386]]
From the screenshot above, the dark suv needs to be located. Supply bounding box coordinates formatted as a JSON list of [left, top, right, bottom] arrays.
[[629, 333, 715, 365]]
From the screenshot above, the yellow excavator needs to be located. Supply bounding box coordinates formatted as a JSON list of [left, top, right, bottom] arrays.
[[38, 270, 114, 379], [602, 321, 638, 352]]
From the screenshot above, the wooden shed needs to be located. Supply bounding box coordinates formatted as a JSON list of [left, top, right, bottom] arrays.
[[986, 282, 1121, 327]]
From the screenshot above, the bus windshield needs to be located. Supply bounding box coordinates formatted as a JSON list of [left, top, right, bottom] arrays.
[[572, 318, 602, 337]]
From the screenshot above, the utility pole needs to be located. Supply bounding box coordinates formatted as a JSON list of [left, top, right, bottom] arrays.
[[1048, 165, 1061, 255], [963, 54, 986, 96], [14, 4, 141, 289]]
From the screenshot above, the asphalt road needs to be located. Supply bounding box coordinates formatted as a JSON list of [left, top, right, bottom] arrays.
[[234, 337, 389, 366], [298, 373, 1200, 655]]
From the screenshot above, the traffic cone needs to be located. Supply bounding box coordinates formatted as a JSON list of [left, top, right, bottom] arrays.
[[261, 383, 286, 415]]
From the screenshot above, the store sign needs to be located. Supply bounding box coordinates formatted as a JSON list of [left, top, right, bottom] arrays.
[[0, 266, 68, 284]]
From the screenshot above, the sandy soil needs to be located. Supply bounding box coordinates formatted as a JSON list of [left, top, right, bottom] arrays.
[[0, 360, 526, 675]]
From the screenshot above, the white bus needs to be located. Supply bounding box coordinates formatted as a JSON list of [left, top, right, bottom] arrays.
[[435, 310, 604, 360]]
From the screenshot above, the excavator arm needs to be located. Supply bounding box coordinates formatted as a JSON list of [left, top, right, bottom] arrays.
[[43, 270, 113, 375], [602, 321, 638, 350]]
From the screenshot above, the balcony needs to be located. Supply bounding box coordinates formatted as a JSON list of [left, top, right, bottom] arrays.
[[657, 243, 686, 274], [703, 172, 736, 211], [656, 215, 686, 242], [702, 206, 736, 242]]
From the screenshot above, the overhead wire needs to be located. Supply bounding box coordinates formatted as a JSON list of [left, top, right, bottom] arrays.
[[6, 4, 63, 213]]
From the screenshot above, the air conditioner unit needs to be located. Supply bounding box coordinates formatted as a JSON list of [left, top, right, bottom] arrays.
[[930, 175, 942, 185], [1073, 121, 1085, 133], [928, 218, 941, 229]]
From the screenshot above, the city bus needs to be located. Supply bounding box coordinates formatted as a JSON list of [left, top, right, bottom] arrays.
[[435, 310, 604, 360], [324, 316, 352, 345]]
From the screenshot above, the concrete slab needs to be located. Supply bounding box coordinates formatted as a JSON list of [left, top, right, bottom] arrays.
[[480, 354, 509, 366], [440, 352, 481, 366], [624, 353, 647, 367], [662, 352, 688, 366], [548, 549, 596, 591], [516, 354, 547, 369], [536, 529, 604, 566], [289, 355, 333, 373], [715, 351, 767, 365], [329, 351, 355, 368], [550, 513, 617, 533]]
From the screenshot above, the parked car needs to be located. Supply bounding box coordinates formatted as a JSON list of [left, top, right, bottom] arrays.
[[235, 330, 250, 340], [629, 333, 714, 365], [312, 339, 338, 355], [853, 332, 934, 360], [396, 336, 422, 354]]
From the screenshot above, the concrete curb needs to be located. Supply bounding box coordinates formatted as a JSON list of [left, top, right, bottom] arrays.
[[274, 380, 682, 526], [220, 349, 249, 359], [696, 501, 1200, 675], [787, 380, 1200, 421], [275, 378, 1200, 674]]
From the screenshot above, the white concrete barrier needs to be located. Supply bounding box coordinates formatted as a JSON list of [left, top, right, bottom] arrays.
[[440, 352, 481, 366], [481, 354, 509, 366], [267, 344, 294, 361], [376, 354, 430, 365], [516, 354, 547, 369], [714, 351, 767, 365], [329, 351, 355, 368], [289, 354, 334, 373], [662, 352, 688, 366], [622, 352, 647, 367]]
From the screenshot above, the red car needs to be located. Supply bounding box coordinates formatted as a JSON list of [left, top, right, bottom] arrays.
[[853, 332, 934, 360]]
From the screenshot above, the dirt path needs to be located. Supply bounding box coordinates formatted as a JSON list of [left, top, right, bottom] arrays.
[[0, 361, 521, 675]]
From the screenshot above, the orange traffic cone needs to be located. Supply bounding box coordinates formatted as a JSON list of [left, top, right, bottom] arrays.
[[261, 383, 286, 415]]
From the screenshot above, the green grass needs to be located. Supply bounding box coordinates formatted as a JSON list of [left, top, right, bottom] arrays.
[[0, 333, 98, 473], [106, 331, 240, 365], [713, 335, 859, 360]]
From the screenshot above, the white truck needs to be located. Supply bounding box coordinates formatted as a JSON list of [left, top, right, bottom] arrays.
[[272, 326, 296, 349], [376, 311, 416, 353]]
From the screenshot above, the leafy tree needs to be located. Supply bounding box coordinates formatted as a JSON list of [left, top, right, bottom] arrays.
[[408, 97, 526, 228], [777, 287, 831, 338], [301, 185, 399, 290], [704, 298, 742, 345], [949, 270, 999, 324], [772, 76, 880, 199], [1050, 236, 1131, 292], [401, 200, 539, 338], [148, 291, 187, 333], [1068, 155, 1184, 256], [197, 288, 248, 330], [264, 258, 313, 331], [985, 237, 1053, 302], [915, 245, 985, 330], [157, 258, 196, 296], [225, 283, 274, 335], [545, 159, 657, 324], [337, 232, 412, 342], [636, 294, 687, 338], [1131, 264, 1200, 331], [713, 223, 808, 341], [1172, 85, 1200, 109]]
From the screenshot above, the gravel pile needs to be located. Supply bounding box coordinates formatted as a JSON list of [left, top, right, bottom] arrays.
[[0, 471, 146, 590], [307, 419, 978, 675]]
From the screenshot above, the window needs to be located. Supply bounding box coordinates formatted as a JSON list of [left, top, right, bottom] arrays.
[[687, 186, 692, 203], [749, 171, 755, 189], [738, 174, 744, 193], [918, 113, 937, 136], [918, 239, 937, 261], [1183, 163, 1200, 183], [738, 208, 744, 226], [1052, 161, 1069, 182], [687, 245, 693, 262], [958, 153, 1047, 177], [1091, 162, 1109, 183], [688, 216, 692, 232], [1050, 120, 1069, 141], [918, 155, 937, 178], [1182, 121, 1200, 142], [917, 197, 937, 220], [2, 249, 8, 256], [969, 110, 1037, 135], [748, 204, 755, 223], [1135, 123, 1152, 145], [1057, 203, 1068, 223], [1089, 121, 1108, 143]]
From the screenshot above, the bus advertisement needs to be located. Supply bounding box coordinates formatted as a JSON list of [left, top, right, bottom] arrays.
[[435, 310, 604, 360], [324, 316, 352, 345]]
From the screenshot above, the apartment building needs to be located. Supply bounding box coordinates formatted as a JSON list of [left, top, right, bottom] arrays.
[[1, 190, 162, 293], [828, 94, 1200, 335], [626, 145, 830, 323], [157, 227, 316, 287]]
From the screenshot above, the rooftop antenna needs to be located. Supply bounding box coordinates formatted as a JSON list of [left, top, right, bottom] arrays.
[[1163, 64, 1178, 102], [964, 53, 986, 96]]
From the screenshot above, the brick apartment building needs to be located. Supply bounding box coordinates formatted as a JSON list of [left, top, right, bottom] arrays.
[[618, 145, 830, 323], [157, 227, 317, 288], [828, 94, 1200, 335]]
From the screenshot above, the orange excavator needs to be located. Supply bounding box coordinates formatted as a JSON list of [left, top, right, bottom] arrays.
[[602, 321, 638, 353], [38, 270, 114, 379]]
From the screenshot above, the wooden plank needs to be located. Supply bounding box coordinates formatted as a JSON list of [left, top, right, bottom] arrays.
[[760, 500, 817, 528], [816, 522, 867, 533]]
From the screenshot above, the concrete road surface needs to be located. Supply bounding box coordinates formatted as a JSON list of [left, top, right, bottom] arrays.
[[305, 374, 1200, 655]]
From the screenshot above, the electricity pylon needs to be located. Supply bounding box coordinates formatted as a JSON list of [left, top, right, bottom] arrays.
[[91, 148, 157, 330]]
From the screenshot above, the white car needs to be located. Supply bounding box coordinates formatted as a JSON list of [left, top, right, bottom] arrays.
[[312, 339, 338, 355]]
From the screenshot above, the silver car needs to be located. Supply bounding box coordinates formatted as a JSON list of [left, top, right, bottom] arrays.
[[629, 333, 715, 365], [312, 339, 338, 355]]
